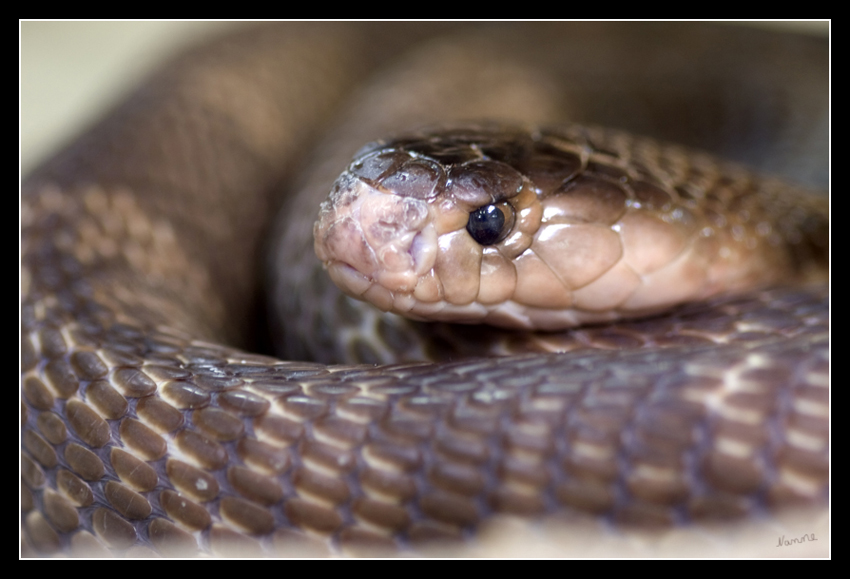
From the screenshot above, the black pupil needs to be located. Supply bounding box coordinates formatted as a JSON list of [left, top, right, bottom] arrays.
[[466, 204, 506, 246]]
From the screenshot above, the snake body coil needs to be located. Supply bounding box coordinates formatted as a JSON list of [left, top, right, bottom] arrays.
[[21, 23, 829, 557]]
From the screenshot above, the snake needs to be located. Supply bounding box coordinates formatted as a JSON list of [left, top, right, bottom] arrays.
[[21, 23, 829, 557]]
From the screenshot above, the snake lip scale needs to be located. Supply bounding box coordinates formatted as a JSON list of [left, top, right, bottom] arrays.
[[21, 23, 829, 557]]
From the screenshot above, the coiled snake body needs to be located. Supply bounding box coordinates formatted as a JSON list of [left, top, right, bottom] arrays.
[[21, 23, 829, 556]]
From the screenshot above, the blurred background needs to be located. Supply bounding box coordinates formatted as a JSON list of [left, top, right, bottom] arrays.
[[21, 21, 828, 177]]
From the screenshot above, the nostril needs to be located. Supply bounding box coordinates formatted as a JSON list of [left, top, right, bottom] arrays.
[[409, 227, 438, 276]]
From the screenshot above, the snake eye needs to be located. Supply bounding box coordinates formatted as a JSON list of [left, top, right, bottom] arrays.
[[466, 202, 515, 246]]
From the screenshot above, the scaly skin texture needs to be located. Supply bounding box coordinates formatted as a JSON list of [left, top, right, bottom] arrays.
[[22, 23, 828, 557], [314, 124, 827, 330]]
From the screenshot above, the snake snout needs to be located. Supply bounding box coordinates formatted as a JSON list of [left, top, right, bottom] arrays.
[[314, 174, 438, 308]]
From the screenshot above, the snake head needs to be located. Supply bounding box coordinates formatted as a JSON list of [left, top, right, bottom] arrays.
[[314, 125, 545, 326], [315, 124, 794, 330]]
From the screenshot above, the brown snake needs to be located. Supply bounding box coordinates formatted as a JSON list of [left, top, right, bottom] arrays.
[[21, 23, 829, 557]]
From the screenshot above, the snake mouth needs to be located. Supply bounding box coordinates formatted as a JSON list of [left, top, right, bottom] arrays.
[[314, 176, 438, 304]]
